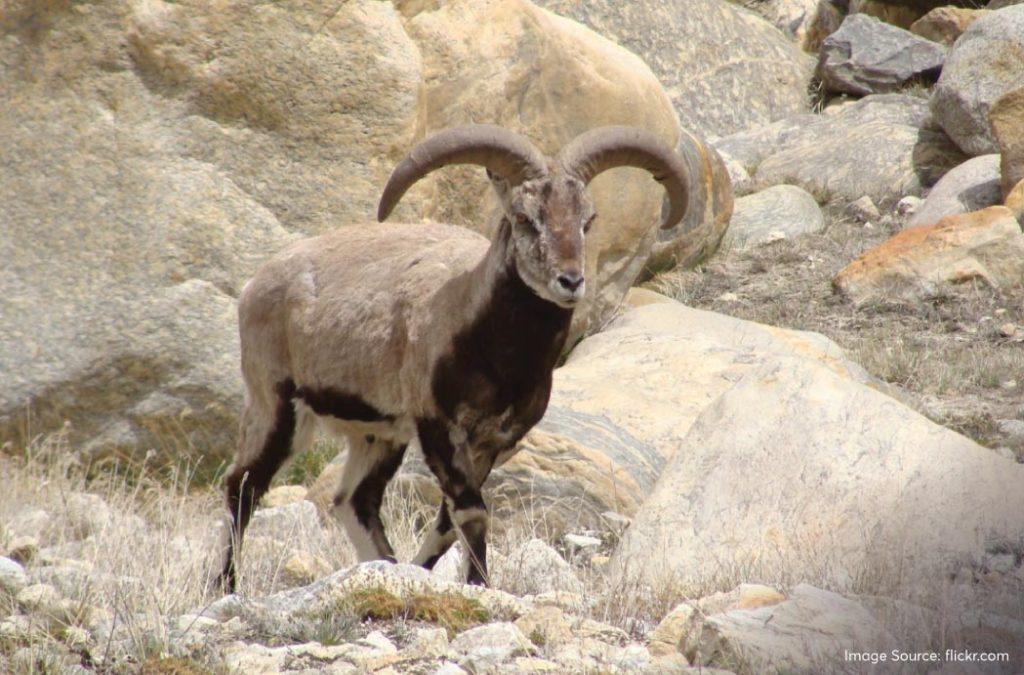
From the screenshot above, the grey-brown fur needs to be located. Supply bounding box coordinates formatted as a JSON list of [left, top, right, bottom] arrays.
[[219, 125, 694, 590]]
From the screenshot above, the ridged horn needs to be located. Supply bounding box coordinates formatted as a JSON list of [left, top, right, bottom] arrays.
[[557, 126, 690, 230], [377, 124, 548, 222]]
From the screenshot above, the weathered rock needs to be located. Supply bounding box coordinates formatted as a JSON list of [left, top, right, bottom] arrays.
[[835, 206, 1024, 305], [732, 0, 837, 51], [762, 95, 964, 206], [909, 154, 1003, 227], [498, 539, 583, 597], [910, 6, 989, 46], [282, 551, 332, 587], [684, 585, 895, 672], [451, 622, 534, 671], [818, 14, 946, 96], [537, 0, 813, 138], [0, 558, 28, 597], [990, 87, 1024, 199], [718, 185, 824, 252], [5, 509, 52, 542], [400, 0, 688, 338], [61, 492, 113, 540], [1007, 179, 1024, 220], [721, 95, 965, 207], [849, 0, 921, 28], [247, 501, 325, 550], [612, 340, 1024, 590], [261, 485, 309, 509], [0, 0, 416, 459], [847, 195, 881, 222], [16, 583, 63, 616], [931, 6, 1024, 155], [486, 300, 871, 527]]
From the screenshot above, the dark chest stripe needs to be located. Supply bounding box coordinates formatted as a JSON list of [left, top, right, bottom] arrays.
[[296, 386, 394, 422]]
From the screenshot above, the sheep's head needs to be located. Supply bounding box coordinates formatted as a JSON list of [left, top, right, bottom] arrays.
[[377, 124, 691, 308]]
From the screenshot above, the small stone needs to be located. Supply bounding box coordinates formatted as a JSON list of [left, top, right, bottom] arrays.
[[600, 511, 631, 530], [359, 630, 397, 654], [563, 534, 602, 552], [717, 292, 740, 303], [283, 550, 332, 586], [407, 627, 449, 659], [502, 539, 582, 597], [847, 196, 881, 222], [998, 323, 1019, 338], [63, 492, 113, 539], [16, 583, 62, 615], [997, 419, 1024, 442], [0, 557, 29, 596], [262, 484, 309, 508], [431, 662, 467, 675], [650, 603, 699, 657], [515, 605, 573, 646], [1002, 380, 1018, 390], [63, 626, 91, 648], [6, 537, 39, 565], [452, 622, 533, 671], [896, 195, 922, 216]]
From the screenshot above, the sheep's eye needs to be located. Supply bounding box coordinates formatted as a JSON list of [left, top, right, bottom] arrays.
[[583, 215, 596, 233]]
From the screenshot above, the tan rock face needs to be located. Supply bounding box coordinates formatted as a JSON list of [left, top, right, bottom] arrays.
[[990, 87, 1024, 199], [834, 206, 1024, 306], [611, 345, 1024, 591], [1006, 179, 1024, 219], [400, 0, 687, 336], [910, 6, 989, 46]]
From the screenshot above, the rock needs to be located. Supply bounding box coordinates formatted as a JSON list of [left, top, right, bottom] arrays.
[[931, 6, 1024, 155], [835, 206, 1024, 305], [734, 0, 837, 51], [261, 485, 308, 509], [849, 0, 921, 29], [1007, 179, 1024, 220], [400, 0, 693, 338], [406, 627, 450, 660], [563, 534, 602, 552], [818, 14, 946, 96], [537, 0, 813, 138], [488, 300, 871, 526], [611, 343, 1024, 591], [990, 87, 1024, 199], [432, 663, 468, 675], [908, 154, 1003, 227], [2, 0, 411, 459], [683, 585, 895, 672], [897, 195, 924, 216], [4, 537, 38, 565], [649, 603, 699, 657], [717, 151, 754, 198], [998, 419, 1024, 443], [724, 95, 965, 207], [247, 500, 325, 549], [847, 195, 881, 222], [282, 551, 332, 587], [910, 6, 989, 46], [718, 185, 824, 252], [61, 492, 113, 540], [514, 605, 574, 646], [0, 558, 28, 596], [450, 622, 534, 671], [6, 508, 51, 541], [645, 131, 734, 275], [499, 539, 583, 597], [16, 583, 63, 616]]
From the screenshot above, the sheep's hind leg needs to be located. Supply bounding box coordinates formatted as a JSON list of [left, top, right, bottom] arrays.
[[219, 379, 299, 593], [332, 435, 407, 562]]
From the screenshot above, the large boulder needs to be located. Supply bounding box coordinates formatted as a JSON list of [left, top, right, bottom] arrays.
[[909, 6, 990, 46], [817, 14, 946, 96], [908, 154, 1003, 227], [537, 0, 814, 138], [834, 206, 1024, 306], [721, 94, 966, 207], [483, 299, 871, 528], [930, 5, 1024, 155], [397, 0, 714, 337], [611, 337, 1024, 590], [990, 87, 1024, 199]]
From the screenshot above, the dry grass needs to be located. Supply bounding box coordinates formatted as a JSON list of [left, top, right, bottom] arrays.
[[646, 207, 1024, 457]]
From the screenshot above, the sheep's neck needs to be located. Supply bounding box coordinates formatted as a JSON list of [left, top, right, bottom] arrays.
[[462, 220, 573, 389]]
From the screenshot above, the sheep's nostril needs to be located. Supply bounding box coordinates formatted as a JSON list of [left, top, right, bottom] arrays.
[[557, 273, 584, 292]]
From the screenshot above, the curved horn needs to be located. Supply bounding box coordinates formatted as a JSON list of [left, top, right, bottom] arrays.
[[558, 126, 690, 230], [377, 124, 548, 222]]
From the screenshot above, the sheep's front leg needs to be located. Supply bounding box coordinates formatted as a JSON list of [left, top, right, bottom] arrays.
[[416, 419, 494, 585]]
